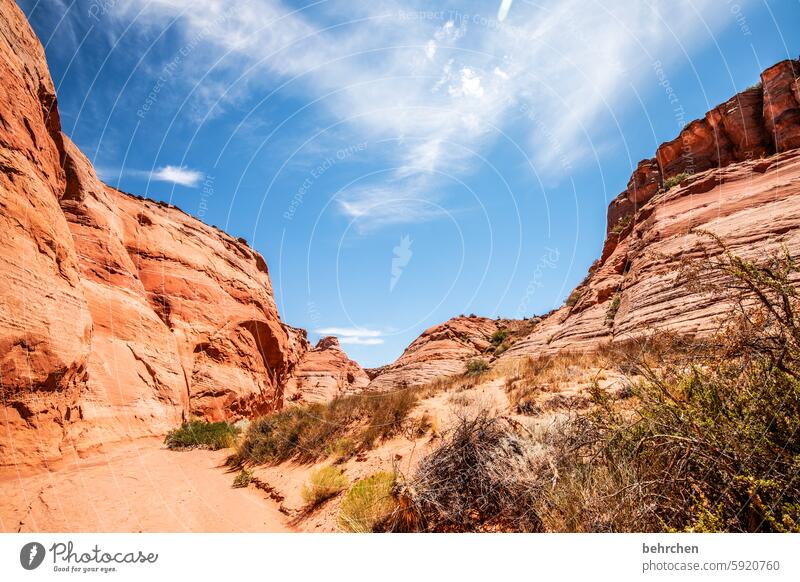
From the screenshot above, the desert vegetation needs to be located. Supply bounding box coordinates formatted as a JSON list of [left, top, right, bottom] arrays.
[[164, 420, 239, 451], [230, 387, 424, 465], [232, 468, 253, 488], [465, 358, 490, 376], [610, 214, 632, 235], [387, 413, 545, 532], [302, 466, 349, 508], [663, 171, 692, 190], [338, 472, 398, 532], [195, 242, 799, 533], [344, 243, 800, 532]]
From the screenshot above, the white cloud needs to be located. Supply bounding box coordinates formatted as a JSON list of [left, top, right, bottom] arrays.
[[493, 67, 509, 81], [449, 67, 484, 99], [336, 178, 450, 231], [111, 0, 728, 224], [339, 337, 384, 346], [425, 39, 437, 60], [315, 326, 385, 345], [434, 20, 466, 44], [151, 165, 204, 187], [315, 327, 382, 337]]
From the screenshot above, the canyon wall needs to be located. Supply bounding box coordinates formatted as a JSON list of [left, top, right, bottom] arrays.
[[502, 59, 800, 359], [0, 0, 366, 469]]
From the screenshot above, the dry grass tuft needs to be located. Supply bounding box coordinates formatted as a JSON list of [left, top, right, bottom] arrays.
[[338, 472, 398, 532], [387, 413, 546, 532], [302, 466, 349, 508]]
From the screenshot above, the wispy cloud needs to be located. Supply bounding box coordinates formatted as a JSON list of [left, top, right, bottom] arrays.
[[337, 180, 448, 231], [96, 164, 205, 188], [315, 326, 385, 345], [151, 165, 204, 187], [111, 0, 726, 225], [338, 337, 385, 346]]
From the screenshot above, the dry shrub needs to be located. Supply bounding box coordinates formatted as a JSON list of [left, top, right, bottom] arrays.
[[387, 413, 546, 532], [504, 351, 606, 413], [338, 472, 398, 532], [232, 468, 253, 488], [540, 240, 800, 532], [231, 388, 419, 465], [302, 466, 348, 508], [164, 420, 239, 451], [465, 358, 489, 376]]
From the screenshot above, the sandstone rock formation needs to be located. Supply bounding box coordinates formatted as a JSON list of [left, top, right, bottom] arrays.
[[1, 0, 94, 468], [368, 317, 504, 390], [503, 59, 800, 360], [284, 336, 370, 404], [0, 0, 366, 469]]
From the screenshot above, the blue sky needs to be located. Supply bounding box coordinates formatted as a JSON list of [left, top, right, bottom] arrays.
[[22, 0, 800, 367]]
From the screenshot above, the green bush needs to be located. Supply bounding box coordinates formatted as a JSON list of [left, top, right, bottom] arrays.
[[490, 330, 508, 346], [338, 472, 398, 532], [164, 420, 239, 451], [663, 172, 691, 190], [465, 358, 489, 376], [232, 468, 253, 488], [231, 389, 419, 465], [565, 288, 583, 307], [610, 214, 631, 235], [302, 466, 348, 508], [605, 292, 621, 324]]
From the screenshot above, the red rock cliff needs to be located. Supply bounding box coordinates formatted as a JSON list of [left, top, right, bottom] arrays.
[[504, 59, 800, 360], [0, 0, 356, 469]]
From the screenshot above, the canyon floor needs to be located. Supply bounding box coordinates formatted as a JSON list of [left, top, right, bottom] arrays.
[[1, 361, 621, 532], [0, 439, 292, 533]]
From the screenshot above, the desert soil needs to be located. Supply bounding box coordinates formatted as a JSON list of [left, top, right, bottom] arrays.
[[0, 369, 621, 532], [0, 438, 293, 532]]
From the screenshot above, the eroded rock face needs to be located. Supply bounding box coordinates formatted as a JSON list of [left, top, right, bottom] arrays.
[[284, 336, 370, 404], [762, 60, 800, 151], [504, 59, 800, 361], [0, 0, 314, 468], [368, 317, 502, 390], [0, 0, 92, 467]]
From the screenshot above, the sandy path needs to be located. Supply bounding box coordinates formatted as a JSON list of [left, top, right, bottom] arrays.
[[0, 438, 292, 532]]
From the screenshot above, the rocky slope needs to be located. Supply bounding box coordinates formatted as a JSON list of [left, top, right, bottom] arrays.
[[367, 317, 530, 390], [284, 336, 370, 404], [502, 59, 800, 359], [0, 0, 366, 469]]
